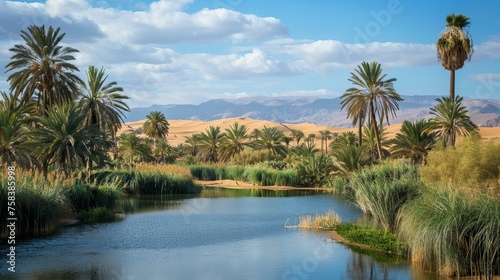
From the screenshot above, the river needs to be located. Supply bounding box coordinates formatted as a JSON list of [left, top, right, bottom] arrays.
[[0, 188, 440, 279]]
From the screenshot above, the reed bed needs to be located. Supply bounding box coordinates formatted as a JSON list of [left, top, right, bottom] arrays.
[[0, 177, 71, 238], [91, 170, 201, 194], [348, 164, 422, 232], [133, 163, 192, 177], [398, 187, 500, 278], [189, 165, 300, 187], [297, 210, 341, 230], [64, 183, 121, 211]]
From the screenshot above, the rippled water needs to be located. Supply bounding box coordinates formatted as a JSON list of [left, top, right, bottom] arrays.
[[0, 188, 439, 280]]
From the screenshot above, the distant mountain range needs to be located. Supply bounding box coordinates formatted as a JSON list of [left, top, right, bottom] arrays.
[[124, 95, 500, 127]]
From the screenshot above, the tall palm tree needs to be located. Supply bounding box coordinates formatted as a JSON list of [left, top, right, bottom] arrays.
[[253, 126, 287, 156], [341, 61, 403, 161], [78, 66, 129, 138], [29, 103, 109, 177], [425, 96, 478, 147], [318, 130, 333, 154], [437, 13, 473, 101], [390, 119, 436, 164], [5, 25, 83, 113], [198, 126, 225, 163], [220, 122, 249, 162], [0, 92, 35, 167], [143, 111, 169, 148], [118, 133, 153, 164]]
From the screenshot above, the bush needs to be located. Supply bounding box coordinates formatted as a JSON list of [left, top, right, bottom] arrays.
[[297, 210, 341, 230], [420, 135, 500, 195], [296, 154, 335, 187]]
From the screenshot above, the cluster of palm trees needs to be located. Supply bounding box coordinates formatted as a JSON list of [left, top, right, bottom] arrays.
[[0, 25, 130, 177]]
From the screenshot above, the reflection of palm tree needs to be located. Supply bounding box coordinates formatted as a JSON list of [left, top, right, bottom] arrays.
[[143, 111, 169, 148], [220, 122, 248, 162], [341, 61, 402, 161], [198, 126, 225, 163], [6, 25, 83, 113], [253, 126, 287, 156], [0, 91, 35, 167], [425, 96, 477, 147], [30, 104, 109, 177], [390, 119, 436, 164], [437, 13, 473, 101]]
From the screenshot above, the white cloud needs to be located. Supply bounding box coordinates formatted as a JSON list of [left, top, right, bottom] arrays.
[[471, 73, 500, 85], [282, 40, 436, 74]]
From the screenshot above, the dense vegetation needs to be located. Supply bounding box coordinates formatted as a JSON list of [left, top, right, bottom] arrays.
[[1, 15, 499, 278]]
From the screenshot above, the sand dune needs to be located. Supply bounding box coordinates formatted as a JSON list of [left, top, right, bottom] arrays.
[[118, 117, 500, 146]]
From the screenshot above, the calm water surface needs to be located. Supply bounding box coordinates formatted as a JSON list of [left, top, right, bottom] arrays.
[[1, 188, 439, 280]]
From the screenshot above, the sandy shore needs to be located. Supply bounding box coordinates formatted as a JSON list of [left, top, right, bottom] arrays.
[[194, 179, 330, 191]]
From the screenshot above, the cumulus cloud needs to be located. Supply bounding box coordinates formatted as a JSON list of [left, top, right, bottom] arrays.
[[281, 40, 436, 74]]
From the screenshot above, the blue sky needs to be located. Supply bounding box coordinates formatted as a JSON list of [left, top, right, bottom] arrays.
[[1, 0, 499, 108]]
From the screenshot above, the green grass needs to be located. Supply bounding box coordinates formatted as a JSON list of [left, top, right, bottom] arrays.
[[0, 177, 71, 238], [336, 222, 405, 254], [398, 186, 500, 277], [91, 170, 201, 194], [347, 163, 422, 232], [76, 207, 115, 222]]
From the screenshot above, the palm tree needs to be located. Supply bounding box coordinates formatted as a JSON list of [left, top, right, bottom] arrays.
[[78, 65, 129, 164], [318, 130, 333, 154], [390, 119, 436, 164], [220, 122, 249, 162], [437, 13, 473, 101], [0, 92, 35, 167], [425, 96, 478, 147], [329, 131, 357, 154], [78, 66, 129, 137], [118, 133, 153, 164], [291, 129, 305, 146], [253, 126, 287, 156], [198, 126, 225, 163], [29, 103, 109, 177], [341, 61, 403, 161], [143, 111, 169, 148], [362, 124, 390, 162], [154, 139, 179, 164], [5, 25, 83, 113], [306, 133, 316, 146], [184, 133, 200, 156]]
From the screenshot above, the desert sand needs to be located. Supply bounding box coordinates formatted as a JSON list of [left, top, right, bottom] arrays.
[[119, 116, 500, 146]]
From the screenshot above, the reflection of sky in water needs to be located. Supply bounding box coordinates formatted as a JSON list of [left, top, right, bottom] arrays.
[[1, 192, 440, 280]]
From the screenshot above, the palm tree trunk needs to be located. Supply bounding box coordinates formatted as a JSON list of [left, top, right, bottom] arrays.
[[450, 70, 455, 101], [370, 101, 383, 161], [358, 110, 364, 147]]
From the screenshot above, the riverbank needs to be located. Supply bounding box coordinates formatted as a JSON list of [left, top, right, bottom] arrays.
[[194, 179, 329, 191]]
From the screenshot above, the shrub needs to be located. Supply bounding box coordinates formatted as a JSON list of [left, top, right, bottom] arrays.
[[420, 135, 500, 195], [296, 154, 335, 187], [297, 210, 341, 230], [336, 223, 405, 253]]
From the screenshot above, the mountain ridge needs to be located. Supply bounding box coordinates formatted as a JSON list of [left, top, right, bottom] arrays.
[[124, 95, 500, 127]]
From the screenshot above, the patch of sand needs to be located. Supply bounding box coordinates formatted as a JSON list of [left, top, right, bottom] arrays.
[[194, 179, 328, 191]]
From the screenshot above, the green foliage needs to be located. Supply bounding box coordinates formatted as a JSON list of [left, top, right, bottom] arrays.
[[336, 223, 405, 253], [390, 119, 436, 164], [420, 134, 500, 193], [76, 207, 114, 222], [92, 170, 201, 194], [231, 149, 282, 165], [65, 183, 121, 211], [398, 187, 500, 277], [296, 154, 335, 187], [348, 164, 422, 232], [0, 177, 70, 238]]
